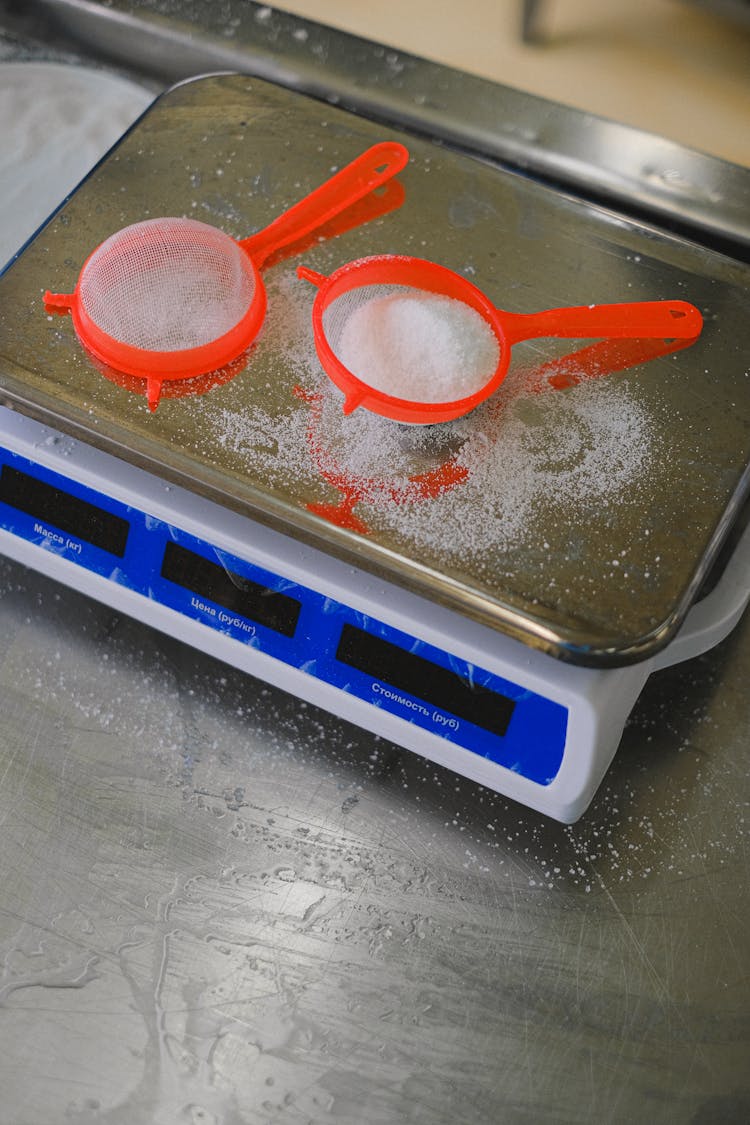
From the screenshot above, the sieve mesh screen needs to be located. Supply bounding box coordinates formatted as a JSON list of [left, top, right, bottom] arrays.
[[78, 218, 257, 352], [322, 284, 403, 352]]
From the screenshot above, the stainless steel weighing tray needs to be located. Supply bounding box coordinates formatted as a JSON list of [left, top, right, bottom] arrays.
[[1, 73, 748, 665]]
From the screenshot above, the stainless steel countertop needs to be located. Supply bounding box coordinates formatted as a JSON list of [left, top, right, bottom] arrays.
[[0, 4, 748, 1122], [1, 555, 749, 1123]]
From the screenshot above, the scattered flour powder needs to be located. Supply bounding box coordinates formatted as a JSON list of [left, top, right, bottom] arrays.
[[192, 272, 660, 565], [329, 286, 500, 403]]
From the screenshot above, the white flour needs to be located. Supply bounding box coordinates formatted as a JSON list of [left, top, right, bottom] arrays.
[[329, 286, 500, 403], [0, 62, 153, 267]]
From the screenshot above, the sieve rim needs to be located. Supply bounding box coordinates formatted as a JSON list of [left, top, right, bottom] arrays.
[[305, 254, 510, 424]]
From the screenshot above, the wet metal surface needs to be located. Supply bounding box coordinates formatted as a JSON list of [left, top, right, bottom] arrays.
[[0, 553, 748, 1123]]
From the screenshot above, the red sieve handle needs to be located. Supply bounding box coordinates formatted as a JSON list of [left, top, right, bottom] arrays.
[[238, 142, 409, 270], [497, 299, 703, 346]]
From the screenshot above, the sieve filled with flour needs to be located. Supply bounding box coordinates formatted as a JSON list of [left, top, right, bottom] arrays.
[[43, 142, 409, 410], [298, 255, 704, 424]]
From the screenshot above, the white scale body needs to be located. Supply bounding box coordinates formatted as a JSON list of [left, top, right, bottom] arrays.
[[1, 402, 747, 823]]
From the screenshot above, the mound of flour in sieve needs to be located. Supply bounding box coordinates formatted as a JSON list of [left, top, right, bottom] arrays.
[[333, 289, 500, 404]]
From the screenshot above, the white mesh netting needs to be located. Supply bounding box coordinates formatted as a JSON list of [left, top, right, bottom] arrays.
[[78, 218, 256, 352]]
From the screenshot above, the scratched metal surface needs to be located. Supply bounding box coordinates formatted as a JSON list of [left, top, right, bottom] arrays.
[[0, 73, 749, 664], [0, 551, 748, 1124]]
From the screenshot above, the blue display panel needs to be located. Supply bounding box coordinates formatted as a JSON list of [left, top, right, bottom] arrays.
[[0, 446, 568, 784]]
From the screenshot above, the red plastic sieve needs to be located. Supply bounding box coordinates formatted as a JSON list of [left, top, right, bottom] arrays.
[[44, 142, 409, 410], [298, 254, 704, 424]]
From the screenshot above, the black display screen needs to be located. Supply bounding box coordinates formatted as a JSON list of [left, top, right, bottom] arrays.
[[161, 540, 301, 638], [0, 463, 129, 557], [336, 623, 516, 737]]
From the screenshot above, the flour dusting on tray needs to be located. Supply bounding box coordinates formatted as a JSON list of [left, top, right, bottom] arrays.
[[191, 272, 657, 565]]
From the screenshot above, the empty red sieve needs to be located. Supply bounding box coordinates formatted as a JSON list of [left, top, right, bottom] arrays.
[[44, 142, 409, 410], [298, 254, 704, 424]]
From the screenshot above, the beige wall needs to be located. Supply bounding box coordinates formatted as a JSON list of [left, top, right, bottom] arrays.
[[271, 0, 750, 166]]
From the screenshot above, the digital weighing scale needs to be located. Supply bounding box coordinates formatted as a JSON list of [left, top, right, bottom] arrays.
[[1, 75, 748, 823]]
